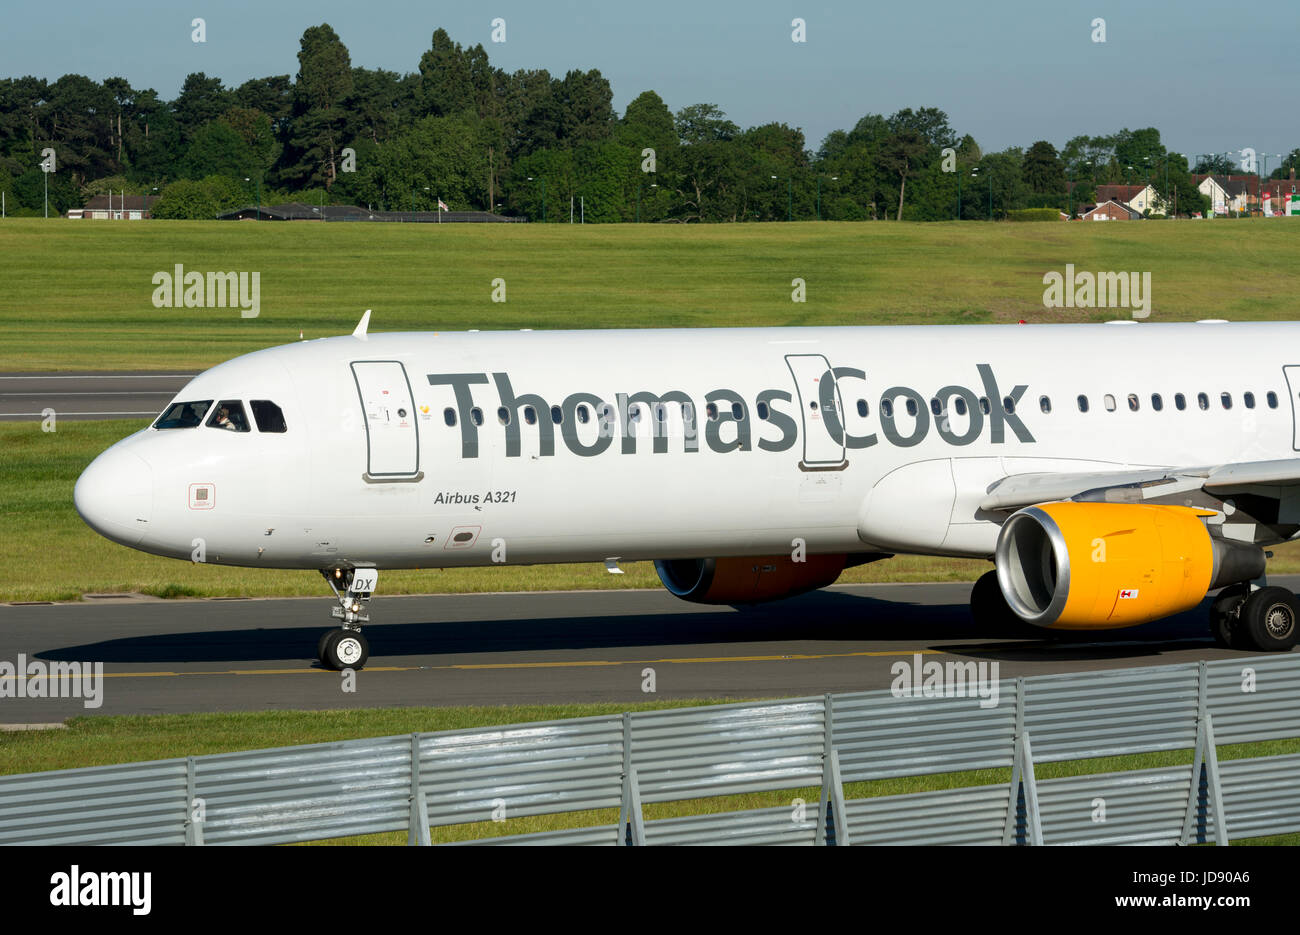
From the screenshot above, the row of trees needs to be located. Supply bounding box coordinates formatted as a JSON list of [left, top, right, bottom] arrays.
[[2, 24, 1289, 220]]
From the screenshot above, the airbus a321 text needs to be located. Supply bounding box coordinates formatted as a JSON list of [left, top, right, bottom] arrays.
[[75, 314, 1300, 668]]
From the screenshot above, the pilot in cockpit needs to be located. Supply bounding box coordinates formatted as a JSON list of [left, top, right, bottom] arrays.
[[214, 405, 239, 431]]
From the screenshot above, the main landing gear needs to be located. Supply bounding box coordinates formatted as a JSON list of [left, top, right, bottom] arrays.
[[318, 567, 376, 670], [1210, 583, 1300, 652]]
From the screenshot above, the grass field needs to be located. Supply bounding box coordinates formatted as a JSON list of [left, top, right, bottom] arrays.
[[5, 218, 1300, 599], [2, 217, 1300, 371]]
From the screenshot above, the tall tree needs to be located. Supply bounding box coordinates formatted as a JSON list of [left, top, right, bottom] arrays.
[[172, 73, 228, 141], [675, 103, 738, 145], [1022, 140, 1065, 194], [881, 129, 927, 220], [289, 24, 354, 189]]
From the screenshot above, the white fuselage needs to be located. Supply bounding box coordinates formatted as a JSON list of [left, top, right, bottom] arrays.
[[74, 322, 1300, 571]]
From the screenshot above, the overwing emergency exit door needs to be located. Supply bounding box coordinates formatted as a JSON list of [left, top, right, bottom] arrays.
[[785, 354, 847, 469], [351, 360, 421, 479]]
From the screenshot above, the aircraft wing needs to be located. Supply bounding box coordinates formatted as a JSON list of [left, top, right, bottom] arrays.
[[979, 459, 1300, 513]]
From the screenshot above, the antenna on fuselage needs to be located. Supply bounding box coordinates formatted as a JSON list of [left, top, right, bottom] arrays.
[[352, 309, 371, 340]]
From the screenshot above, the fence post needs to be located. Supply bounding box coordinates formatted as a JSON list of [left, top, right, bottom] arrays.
[[408, 732, 431, 846], [619, 766, 645, 846], [816, 748, 851, 846], [184, 756, 204, 846], [1003, 730, 1042, 845], [1181, 713, 1228, 846], [618, 713, 644, 845]]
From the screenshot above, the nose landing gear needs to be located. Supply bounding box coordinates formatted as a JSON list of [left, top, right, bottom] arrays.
[[318, 567, 376, 670]]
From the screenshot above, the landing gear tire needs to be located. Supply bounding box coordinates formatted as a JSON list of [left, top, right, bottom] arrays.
[[1209, 584, 1249, 649], [320, 628, 369, 670], [1238, 587, 1300, 652], [317, 628, 335, 662]]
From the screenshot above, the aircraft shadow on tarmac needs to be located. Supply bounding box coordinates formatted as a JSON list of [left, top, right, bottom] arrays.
[[35, 588, 1231, 666]]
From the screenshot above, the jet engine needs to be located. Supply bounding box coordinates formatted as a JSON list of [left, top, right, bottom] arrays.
[[654, 554, 847, 604], [994, 501, 1265, 629]]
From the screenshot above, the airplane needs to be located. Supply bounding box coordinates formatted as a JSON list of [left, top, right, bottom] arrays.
[[75, 313, 1300, 669]]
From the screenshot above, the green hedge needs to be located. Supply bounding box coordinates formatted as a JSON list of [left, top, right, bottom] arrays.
[[1006, 208, 1064, 222]]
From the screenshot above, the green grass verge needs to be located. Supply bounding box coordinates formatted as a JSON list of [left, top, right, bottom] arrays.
[[4, 218, 1300, 371], [3, 704, 1295, 845]]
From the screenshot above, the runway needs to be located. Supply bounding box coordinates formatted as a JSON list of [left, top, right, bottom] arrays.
[[0, 372, 195, 422], [4, 578, 1293, 722]]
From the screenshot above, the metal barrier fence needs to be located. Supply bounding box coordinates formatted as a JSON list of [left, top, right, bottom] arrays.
[[1, 655, 1297, 846]]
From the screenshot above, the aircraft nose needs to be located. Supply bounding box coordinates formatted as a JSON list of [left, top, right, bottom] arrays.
[[75, 447, 152, 547]]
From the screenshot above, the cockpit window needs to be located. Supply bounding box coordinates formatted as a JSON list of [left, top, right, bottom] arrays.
[[250, 400, 287, 433], [154, 400, 212, 429], [207, 400, 251, 433]]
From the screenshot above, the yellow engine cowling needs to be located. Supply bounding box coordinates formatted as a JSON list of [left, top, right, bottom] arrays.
[[655, 554, 847, 604], [995, 502, 1227, 630]]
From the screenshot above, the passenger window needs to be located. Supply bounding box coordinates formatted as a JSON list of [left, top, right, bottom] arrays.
[[550, 405, 563, 425], [757, 401, 770, 420], [1243, 392, 1255, 410], [497, 406, 511, 425], [856, 399, 868, 417], [1039, 395, 1051, 414], [905, 398, 918, 417], [979, 397, 991, 415], [1197, 392, 1209, 410], [930, 398, 942, 416], [1003, 396, 1016, 414], [207, 400, 250, 432], [881, 399, 894, 419], [443, 407, 456, 427], [1267, 391, 1279, 409], [1076, 395, 1088, 413], [1220, 392, 1232, 410], [1127, 394, 1139, 412], [731, 402, 744, 420], [1174, 393, 1186, 411], [155, 399, 212, 429], [1104, 394, 1117, 412], [954, 397, 967, 416], [576, 405, 590, 424], [471, 407, 484, 426], [523, 406, 537, 425], [706, 402, 719, 422], [1151, 394, 1163, 412]]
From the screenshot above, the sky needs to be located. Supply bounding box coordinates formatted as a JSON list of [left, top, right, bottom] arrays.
[[5, 0, 1299, 167]]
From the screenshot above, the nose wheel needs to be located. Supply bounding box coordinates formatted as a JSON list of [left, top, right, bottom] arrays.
[[318, 628, 370, 669], [318, 568, 377, 669]]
